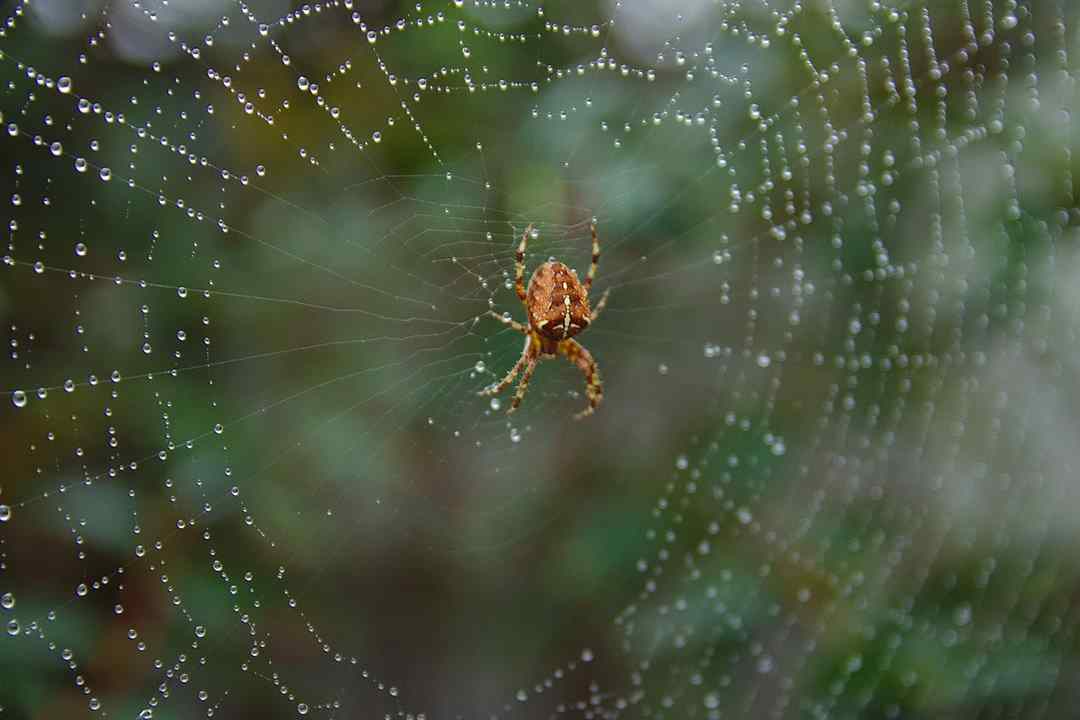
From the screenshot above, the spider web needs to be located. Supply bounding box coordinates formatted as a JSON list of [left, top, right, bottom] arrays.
[[2, 0, 1079, 717]]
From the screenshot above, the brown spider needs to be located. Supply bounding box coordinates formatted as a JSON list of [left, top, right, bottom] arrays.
[[481, 222, 610, 419]]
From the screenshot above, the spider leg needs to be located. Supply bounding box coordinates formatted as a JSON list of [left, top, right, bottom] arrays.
[[589, 288, 611, 323], [486, 310, 529, 334], [559, 338, 602, 419], [479, 336, 532, 397], [508, 355, 540, 414], [514, 224, 531, 303], [584, 222, 601, 293]]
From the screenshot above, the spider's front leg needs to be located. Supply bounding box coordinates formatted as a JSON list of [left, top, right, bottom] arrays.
[[559, 338, 602, 419], [508, 356, 539, 413], [479, 337, 532, 398]]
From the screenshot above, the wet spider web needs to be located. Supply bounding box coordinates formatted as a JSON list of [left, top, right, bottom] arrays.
[[2, 0, 1080, 718]]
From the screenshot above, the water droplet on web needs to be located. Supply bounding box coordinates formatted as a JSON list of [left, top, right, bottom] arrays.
[[297, 703, 308, 715], [11, 390, 27, 408], [74, 242, 87, 256], [57, 76, 73, 93], [7, 619, 20, 636], [0, 506, 12, 522], [1, 593, 14, 609], [474, 360, 486, 373]]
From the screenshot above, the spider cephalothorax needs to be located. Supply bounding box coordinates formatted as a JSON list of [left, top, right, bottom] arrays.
[[480, 222, 610, 419]]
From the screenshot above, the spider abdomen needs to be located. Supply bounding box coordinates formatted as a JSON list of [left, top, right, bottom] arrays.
[[526, 261, 591, 341]]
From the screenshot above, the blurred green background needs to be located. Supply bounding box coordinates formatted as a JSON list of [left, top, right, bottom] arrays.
[[2, 0, 1080, 718]]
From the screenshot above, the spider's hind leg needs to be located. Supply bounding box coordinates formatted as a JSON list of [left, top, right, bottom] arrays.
[[589, 288, 611, 323], [514, 224, 531, 303], [584, 222, 601, 292], [486, 310, 528, 334]]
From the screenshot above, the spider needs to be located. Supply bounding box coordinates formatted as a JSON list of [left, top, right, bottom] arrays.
[[480, 222, 610, 419]]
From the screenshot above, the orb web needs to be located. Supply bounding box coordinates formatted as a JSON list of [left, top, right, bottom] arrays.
[[0, 1, 1078, 718]]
